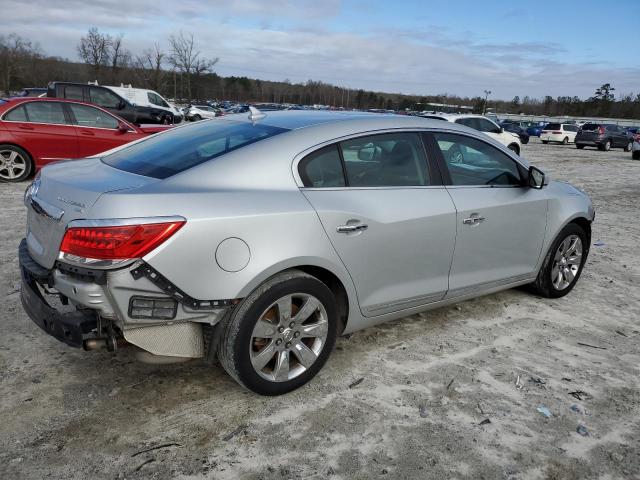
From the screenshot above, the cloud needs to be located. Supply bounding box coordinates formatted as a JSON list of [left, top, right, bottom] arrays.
[[1, 0, 638, 99]]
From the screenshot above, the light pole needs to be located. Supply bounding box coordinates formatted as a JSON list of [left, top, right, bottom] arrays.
[[483, 90, 491, 115]]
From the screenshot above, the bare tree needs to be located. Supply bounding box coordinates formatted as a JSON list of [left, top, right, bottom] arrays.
[[135, 43, 166, 91], [77, 27, 111, 75], [0, 34, 42, 94], [168, 32, 218, 99], [109, 33, 131, 83]]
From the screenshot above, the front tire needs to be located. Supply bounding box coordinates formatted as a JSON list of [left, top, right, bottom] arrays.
[[529, 223, 588, 298], [633, 150, 640, 160], [217, 270, 338, 395], [624, 141, 632, 152], [0, 144, 33, 182]]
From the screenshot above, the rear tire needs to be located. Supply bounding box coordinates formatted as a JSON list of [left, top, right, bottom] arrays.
[[576, 144, 584, 149], [562, 137, 569, 145], [600, 140, 611, 151], [0, 144, 33, 183], [528, 223, 588, 299], [624, 141, 632, 152], [521, 136, 529, 145], [193, 114, 202, 121], [217, 270, 338, 395], [632, 150, 640, 160], [542, 140, 548, 144]]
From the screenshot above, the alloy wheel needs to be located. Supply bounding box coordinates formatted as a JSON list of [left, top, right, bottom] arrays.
[[551, 234, 583, 290], [249, 293, 329, 382], [0, 150, 27, 181]]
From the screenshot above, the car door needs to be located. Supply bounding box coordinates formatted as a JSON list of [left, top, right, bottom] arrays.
[[2, 101, 78, 167], [67, 103, 140, 157], [431, 132, 547, 296], [565, 125, 578, 142], [299, 132, 457, 317]]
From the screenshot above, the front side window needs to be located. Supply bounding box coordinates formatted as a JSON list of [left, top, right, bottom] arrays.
[[63, 86, 84, 101], [90, 89, 121, 109], [340, 133, 430, 187], [69, 104, 119, 129], [147, 92, 169, 108], [434, 133, 522, 187], [299, 145, 345, 188], [476, 118, 500, 133], [103, 120, 289, 179], [23, 102, 67, 125], [4, 105, 28, 121]]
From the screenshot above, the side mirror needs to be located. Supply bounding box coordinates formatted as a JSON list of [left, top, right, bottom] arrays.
[[528, 166, 545, 189], [117, 122, 129, 133]]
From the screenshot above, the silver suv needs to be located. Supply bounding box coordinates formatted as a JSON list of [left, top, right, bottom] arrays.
[[19, 111, 594, 395]]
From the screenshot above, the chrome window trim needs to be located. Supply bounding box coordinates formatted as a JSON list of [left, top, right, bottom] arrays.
[[66, 215, 186, 229]]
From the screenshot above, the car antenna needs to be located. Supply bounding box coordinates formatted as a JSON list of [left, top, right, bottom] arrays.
[[248, 106, 266, 123]]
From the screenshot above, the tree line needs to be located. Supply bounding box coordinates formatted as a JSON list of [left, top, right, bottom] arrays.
[[1, 29, 640, 119]]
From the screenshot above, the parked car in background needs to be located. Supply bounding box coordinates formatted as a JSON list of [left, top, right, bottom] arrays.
[[19, 110, 593, 395], [0, 98, 172, 182], [540, 123, 579, 145], [525, 122, 546, 137], [500, 121, 530, 144], [184, 105, 224, 121], [624, 126, 639, 135], [47, 82, 180, 125], [15, 88, 47, 98], [105, 84, 183, 124], [575, 123, 633, 151], [631, 131, 640, 160], [423, 114, 522, 154]]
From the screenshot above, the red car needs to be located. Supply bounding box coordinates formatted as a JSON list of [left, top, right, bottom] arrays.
[[0, 97, 173, 182]]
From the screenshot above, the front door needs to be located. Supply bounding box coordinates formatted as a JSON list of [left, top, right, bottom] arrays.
[[299, 132, 457, 316], [431, 132, 548, 296]]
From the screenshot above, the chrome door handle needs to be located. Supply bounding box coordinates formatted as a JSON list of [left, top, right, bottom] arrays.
[[336, 224, 368, 233], [463, 216, 485, 225]]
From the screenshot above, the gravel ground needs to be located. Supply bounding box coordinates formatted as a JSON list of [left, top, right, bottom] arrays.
[[1, 138, 639, 480]]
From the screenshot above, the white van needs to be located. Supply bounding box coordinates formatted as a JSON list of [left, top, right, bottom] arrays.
[[103, 84, 183, 123]]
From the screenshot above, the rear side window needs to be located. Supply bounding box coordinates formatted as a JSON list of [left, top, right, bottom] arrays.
[[581, 123, 600, 131], [90, 88, 121, 109], [63, 86, 84, 101], [545, 123, 561, 130], [299, 145, 345, 188], [24, 102, 67, 125], [69, 104, 119, 129], [103, 120, 289, 179], [4, 105, 28, 121], [340, 133, 430, 187]]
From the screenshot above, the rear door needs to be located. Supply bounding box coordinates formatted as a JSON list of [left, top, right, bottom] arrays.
[[299, 131, 457, 317], [431, 132, 547, 296], [67, 103, 141, 157], [3, 101, 78, 167]]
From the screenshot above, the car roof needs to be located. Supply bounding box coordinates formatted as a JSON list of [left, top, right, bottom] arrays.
[[419, 113, 495, 122]]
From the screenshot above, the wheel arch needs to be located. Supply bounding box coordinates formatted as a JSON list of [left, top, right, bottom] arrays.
[[508, 143, 520, 155]]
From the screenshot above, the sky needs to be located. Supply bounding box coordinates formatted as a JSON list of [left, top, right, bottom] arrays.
[[1, 0, 639, 100]]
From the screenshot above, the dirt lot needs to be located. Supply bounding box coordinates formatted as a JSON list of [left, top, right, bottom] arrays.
[[1, 138, 639, 480]]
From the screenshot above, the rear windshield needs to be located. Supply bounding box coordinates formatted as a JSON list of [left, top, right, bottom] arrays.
[[544, 123, 561, 130], [581, 123, 600, 131], [103, 120, 289, 179]]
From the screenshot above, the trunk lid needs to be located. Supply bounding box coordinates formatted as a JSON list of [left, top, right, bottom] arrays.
[[26, 158, 158, 269]]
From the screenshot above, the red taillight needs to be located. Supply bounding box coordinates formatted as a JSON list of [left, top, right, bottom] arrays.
[[634, 133, 640, 142], [552, 131, 562, 134], [60, 221, 185, 260], [598, 126, 606, 134]]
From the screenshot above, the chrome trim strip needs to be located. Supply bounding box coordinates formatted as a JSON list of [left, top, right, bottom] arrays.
[[447, 273, 535, 299], [363, 290, 446, 316], [67, 215, 186, 229], [30, 196, 64, 222]]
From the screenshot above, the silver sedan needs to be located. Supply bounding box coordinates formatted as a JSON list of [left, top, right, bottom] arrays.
[[19, 110, 594, 395]]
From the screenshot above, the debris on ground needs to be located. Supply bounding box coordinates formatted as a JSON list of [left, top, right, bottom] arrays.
[[593, 240, 605, 247], [537, 405, 552, 418], [132, 443, 182, 457], [569, 391, 593, 401], [222, 425, 247, 442], [615, 330, 627, 337], [515, 375, 524, 390], [577, 425, 589, 437], [529, 376, 546, 386], [348, 377, 364, 389], [577, 342, 607, 350], [418, 405, 428, 418], [135, 458, 155, 471], [569, 403, 586, 415], [479, 419, 491, 425]]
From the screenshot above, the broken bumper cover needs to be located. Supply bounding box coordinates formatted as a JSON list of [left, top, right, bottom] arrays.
[[19, 239, 98, 348]]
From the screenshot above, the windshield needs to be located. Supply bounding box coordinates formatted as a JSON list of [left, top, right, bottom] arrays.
[[103, 120, 289, 179], [544, 123, 561, 130]]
